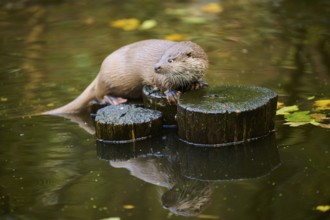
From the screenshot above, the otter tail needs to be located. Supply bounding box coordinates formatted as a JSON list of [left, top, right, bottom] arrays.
[[43, 77, 98, 115]]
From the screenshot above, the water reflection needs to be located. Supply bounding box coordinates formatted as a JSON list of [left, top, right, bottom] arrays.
[[0, 186, 10, 216], [1, 0, 329, 219], [96, 130, 280, 216]]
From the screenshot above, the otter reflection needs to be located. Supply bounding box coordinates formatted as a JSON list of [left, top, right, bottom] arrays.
[[110, 155, 213, 216], [96, 131, 280, 216], [161, 180, 213, 216]]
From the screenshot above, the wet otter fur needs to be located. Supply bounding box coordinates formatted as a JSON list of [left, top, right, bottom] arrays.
[[43, 39, 208, 115]]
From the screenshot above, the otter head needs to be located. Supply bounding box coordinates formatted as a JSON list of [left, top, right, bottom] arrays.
[[153, 41, 208, 90], [161, 182, 213, 217]]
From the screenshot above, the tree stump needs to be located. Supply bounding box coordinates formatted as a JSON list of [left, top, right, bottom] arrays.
[[177, 85, 278, 146], [142, 85, 177, 127], [95, 104, 163, 143]]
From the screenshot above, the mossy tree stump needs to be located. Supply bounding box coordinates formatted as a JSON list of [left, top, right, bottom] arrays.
[[142, 85, 177, 126], [95, 105, 163, 143], [177, 85, 278, 146]]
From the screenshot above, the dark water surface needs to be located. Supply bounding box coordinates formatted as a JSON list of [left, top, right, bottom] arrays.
[[1, 0, 329, 220]]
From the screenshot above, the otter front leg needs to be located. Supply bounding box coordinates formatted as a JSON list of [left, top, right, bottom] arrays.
[[165, 90, 181, 105], [103, 95, 127, 105]]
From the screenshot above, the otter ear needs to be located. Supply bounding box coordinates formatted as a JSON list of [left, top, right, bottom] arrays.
[[186, 52, 192, 57]]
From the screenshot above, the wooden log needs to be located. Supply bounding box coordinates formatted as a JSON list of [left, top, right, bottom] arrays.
[[95, 104, 163, 143], [177, 85, 278, 146], [142, 85, 177, 127]]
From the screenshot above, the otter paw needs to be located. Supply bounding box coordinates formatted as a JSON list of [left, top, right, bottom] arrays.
[[191, 79, 209, 90], [146, 86, 161, 95], [165, 90, 181, 105], [103, 95, 127, 105]]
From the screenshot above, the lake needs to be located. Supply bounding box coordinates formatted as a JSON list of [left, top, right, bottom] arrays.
[[0, 0, 329, 220]]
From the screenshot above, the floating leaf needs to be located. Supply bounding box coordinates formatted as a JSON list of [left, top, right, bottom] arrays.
[[140, 19, 157, 30], [315, 205, 330, 212], [1, 97, 8, 102], [201, 3, 223, 14], [197, 214, 220, 219], [318, 123, 330, 129], [165, 8, 191, 16], [99, 218, 120, 220], [164, 33, 188, 41], [46, 103, 55, 107], [314, 99, 330, 111], [84, 17, 94, 26], [285, 111, 312, 123], [309, 120, 320, 126], [123, 204, 135, 209], [181, 16, 207, 24], [283, 111, 323, 127], [284, 121, 309, 127], [111, 18, 140, 31], [277, 102, 284, 109], [276, 105, 299, 115], [310, 113, 328, 120], [307, 96, 315, 100]]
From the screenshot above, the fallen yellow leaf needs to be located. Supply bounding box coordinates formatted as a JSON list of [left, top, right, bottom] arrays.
[[284, 121, 309, 127], [276, 105, 299, 115], [100, 218, 120, 220], [197, 213, 219, 219], [317, 123, 330, 129], [315, 205, 330, 212], [164, 33, 188, 41], [165, 8, 191, 16], [84, 17, 94, 26], [140, 19, 157, 30], [310, 113, 328, 120], [123, 204, 135, 209], [201, 3, 223, 14], [277, 102, 284, 109], [111, 18, 140, 31], [1, 97, 8, 102], [46, 103, 55, 107], [314, 99, 330, 111]]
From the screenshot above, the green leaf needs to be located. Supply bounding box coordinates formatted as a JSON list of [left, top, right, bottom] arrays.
[[284, 111, 312, 122]]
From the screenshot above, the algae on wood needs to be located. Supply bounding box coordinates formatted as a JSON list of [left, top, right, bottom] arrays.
[[177, 85, 278, 146], [142, 85, 177, 126], [95, 104, 163, 143], [90, 100, 144, 116]]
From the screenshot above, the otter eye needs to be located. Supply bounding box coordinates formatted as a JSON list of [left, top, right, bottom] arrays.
[[168, 59, 174, 63], [186, 52, 192, 57]]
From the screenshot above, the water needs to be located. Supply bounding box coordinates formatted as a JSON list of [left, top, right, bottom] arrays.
[[0, 0, 329, 219]]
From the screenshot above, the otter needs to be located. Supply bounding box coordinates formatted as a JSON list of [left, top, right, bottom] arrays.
[[43, 39, 208, 115]]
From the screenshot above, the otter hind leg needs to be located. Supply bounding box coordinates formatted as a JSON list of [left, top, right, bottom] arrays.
[[103, 95, 127, 105]]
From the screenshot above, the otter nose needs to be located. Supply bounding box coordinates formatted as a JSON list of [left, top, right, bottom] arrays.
[[154, 65, 162, 73]]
